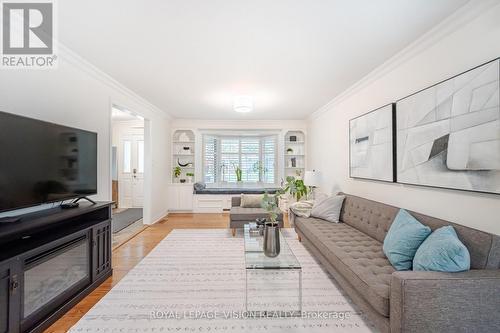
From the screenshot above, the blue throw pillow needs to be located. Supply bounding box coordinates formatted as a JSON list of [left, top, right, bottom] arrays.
[[383, 209, 431, 271], [413, 226, 470, 272]]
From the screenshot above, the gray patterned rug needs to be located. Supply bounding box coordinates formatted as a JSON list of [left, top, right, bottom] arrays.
[[69, 229, 376, 332]]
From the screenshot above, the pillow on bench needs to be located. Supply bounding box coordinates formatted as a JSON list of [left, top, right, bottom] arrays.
[[240, 194, 264, 208]]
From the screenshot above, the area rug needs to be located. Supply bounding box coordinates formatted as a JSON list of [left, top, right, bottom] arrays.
[[112, 208, 143, 233], [69, 229, 377, 332]]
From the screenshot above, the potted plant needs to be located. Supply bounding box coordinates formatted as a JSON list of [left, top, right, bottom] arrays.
[[232, 163, 242, 182], [286, 148, 294, 154], [282, 176, 308, 201], [186, 172, 194, 183], [173, 166, 181, 180]]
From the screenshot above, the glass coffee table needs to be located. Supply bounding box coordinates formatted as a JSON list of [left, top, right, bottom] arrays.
[[244, 224, 302, 316]]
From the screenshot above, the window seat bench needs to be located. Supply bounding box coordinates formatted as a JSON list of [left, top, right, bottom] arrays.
[[191, 187, 280, 213], [193, 187, 280, 195]]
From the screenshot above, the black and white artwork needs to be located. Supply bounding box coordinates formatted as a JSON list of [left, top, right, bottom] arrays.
[[396, 59, 500, 194], [349, 104, 394, 182]]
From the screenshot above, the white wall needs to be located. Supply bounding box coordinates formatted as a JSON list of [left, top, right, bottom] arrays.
[[0, 47, 171, 224], [308, 2, 500, 235]]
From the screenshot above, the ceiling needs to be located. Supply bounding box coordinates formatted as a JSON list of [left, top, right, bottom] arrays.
[[58, 0, 468, 120]]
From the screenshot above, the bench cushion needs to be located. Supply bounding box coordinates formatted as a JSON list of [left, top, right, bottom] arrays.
[[295, 216, 394, 317]]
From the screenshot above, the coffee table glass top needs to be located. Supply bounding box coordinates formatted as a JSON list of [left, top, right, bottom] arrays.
[[244, 224, 301, 269]]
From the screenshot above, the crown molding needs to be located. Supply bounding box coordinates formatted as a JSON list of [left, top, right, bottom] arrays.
[[57, 43, 171, 120], [309, 0, 499, 120]]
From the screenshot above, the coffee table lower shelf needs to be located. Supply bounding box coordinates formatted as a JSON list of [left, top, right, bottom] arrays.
[[243, 224, 303, 317]]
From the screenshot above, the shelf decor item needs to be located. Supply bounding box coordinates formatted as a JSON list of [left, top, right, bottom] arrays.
[[396, 58, 500, 194], [178, 132, 190, 142], [177, 158, 192, 167], [349, 103, 395, 182], [289, 135, 297, 142], [173, 166, 181, 178], [186, 172, 194, 183], [287, 148, 293, 154]]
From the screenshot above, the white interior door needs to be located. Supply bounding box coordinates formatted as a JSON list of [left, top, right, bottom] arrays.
[[119, 134, 144, 208]]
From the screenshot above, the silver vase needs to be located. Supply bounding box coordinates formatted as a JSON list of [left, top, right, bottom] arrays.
[[263, 223, 280, 257]]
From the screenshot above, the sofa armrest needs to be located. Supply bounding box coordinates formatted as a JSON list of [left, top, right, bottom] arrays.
[[390, 270, 500, 333], [231, 196, 241, 207]]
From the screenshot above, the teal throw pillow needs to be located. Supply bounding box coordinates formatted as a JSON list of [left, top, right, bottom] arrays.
[[413, 226, 470, 272], [383, 209, 431, 271]]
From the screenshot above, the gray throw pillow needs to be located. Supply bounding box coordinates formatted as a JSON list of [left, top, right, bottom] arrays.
[[240, 194, 264, 208], [193, 182, 206, 191], [310, 195, 346, 223]]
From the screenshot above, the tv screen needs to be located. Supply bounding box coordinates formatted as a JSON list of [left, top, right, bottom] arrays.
[[0, 111, 98, 212]]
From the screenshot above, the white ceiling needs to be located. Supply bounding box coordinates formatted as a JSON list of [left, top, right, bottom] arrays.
[[59, 0, 468, 120]]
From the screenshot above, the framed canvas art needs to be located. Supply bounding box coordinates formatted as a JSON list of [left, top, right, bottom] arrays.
[[349, 103, 395, 182], [396, 58, 500, 194]]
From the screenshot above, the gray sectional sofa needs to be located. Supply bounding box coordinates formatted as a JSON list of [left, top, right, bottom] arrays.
[[291, 193, 500, 333]]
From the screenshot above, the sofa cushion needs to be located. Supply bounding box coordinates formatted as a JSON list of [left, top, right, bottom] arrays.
[[295, 216, 394, 317], [230, 206, 283, 221]]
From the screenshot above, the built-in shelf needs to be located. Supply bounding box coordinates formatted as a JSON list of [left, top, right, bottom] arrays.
[[172, 129, 195, 183], [284, 130, 306, 179]]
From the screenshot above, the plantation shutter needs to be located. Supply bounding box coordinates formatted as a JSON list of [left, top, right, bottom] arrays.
[[203, 135, 217, 184], [240, 137, 260, 183], [262, 135, 277, 184], [220, 138, 239, 183]]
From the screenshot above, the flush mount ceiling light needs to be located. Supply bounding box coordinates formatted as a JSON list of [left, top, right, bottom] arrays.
[[233, 95, 253, 113]]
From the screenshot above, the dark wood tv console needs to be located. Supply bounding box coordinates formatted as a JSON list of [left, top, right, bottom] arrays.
[[0, 202, 113, 333]]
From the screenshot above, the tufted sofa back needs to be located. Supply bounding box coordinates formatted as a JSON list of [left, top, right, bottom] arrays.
[[338, 193, 500, 270], [339, 193, 398, 243]]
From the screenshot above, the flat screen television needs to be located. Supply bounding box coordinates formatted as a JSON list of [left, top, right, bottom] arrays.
[[0, 111, 98, 213]]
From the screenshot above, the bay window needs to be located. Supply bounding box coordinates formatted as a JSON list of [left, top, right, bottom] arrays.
[[203, 134, 277, 185]]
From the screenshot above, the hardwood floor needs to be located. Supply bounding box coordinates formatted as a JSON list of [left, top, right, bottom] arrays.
[[44, 213, 230, 333]]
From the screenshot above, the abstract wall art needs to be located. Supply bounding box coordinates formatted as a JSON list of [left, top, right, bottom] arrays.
[[349, 103, 395, 182], [396, 58, 500, 194]]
